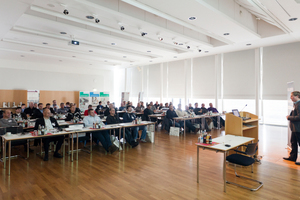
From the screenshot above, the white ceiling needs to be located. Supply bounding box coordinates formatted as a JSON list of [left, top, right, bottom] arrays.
[[1, 0, 300, 70]]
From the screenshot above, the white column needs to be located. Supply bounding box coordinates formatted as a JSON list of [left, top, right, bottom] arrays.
[[191, 58, 193, 102], [255, 47, 263, 117], [184, 59, 188, 106], [160, 63, 164, 103], [215, 54, 224, 111]]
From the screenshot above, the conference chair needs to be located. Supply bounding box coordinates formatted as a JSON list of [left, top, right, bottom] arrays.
[[226, 141, 263, 191]]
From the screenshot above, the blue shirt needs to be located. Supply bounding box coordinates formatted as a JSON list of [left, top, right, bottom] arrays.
[[83, 115, 102, 127]]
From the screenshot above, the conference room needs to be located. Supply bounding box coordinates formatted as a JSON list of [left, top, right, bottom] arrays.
[[1, 0, 300, 199]]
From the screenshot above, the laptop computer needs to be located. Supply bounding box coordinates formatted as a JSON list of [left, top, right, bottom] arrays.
[[232, 109, 251, 121]]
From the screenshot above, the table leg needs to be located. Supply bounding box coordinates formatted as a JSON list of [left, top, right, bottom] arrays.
[[27, 139, 29, 159], [184, 120, 186, 136], [3, 138, 6, 169], [197, 146, 199, 183], [90, 133, 92, 153], [218, 116, 220, 129], [71, 133, 74, 162], [201, 118, 205, 131], [119, 128, 121, 151], [153, 124, 155, 144], [223, 151, 227, 192], [8, 141, 11, 176], [76, 132, 79, 160], [122, 127, 125, 151]]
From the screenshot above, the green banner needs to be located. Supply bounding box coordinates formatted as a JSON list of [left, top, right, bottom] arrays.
[[100, 92, 109, 97], [80, 92, 89, 97]]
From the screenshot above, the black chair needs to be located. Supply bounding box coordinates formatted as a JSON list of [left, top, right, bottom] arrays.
[[226, 141, 263, 191]]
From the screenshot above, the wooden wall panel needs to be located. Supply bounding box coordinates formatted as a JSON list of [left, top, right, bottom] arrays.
[[39, 91, 79, 106], [0, 90, 27, 108]]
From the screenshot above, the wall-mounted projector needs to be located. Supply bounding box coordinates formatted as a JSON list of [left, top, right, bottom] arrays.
[[69, 40, 79, 45]]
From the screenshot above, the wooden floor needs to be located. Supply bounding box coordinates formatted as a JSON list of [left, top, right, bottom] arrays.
[[1, 125, 300, 200]]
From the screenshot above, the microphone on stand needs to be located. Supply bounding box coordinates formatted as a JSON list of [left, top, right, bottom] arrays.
[[240, 104, 247, 112]]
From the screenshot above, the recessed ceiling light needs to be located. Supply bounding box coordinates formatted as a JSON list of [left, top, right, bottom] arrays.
[[20, 55, 25, 57], [289, 18, 297, 21], [111, 43, 116, 45], [59, 60, 62, 62], [149, 60, 153, 62], [189, 16, 197, 20], [60, 32, 67, 34], [130, 64, 133, 65], [86, 16, 94, 19], [90, 64, 92, 65], [147, 50, 151, 53], [47, 4, 55, 7], [123, 56, 127, 58], [104, 60, 107, 62], [30, 50, 35, 52], [173, 42, 178, 45], [246, 43, 251, 46], [72, 56, 76, 57], [43, 42, 48, 45], [224, 33, 230, 36], [89, 50, 93, 52], [174, 56, 177, 58], [205, 51, 209, 53], [178, 43, 183, 45]]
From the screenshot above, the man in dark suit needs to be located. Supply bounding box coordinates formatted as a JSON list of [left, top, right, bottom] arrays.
[[285, 91, 300, 165], [34, 108, 64, 161], [33, 103, 44, 119], [13, 107, 27, 120]]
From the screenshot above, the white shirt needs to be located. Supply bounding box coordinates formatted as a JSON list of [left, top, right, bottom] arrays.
[[83, 115, 102, 127], [44, 118, 53, 129], [175, 109, 189, 117]]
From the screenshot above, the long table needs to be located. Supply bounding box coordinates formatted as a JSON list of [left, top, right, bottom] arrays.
[[196, 135, 254, 192], [1, 121, 156, 175], [173, 113, 224, 135]]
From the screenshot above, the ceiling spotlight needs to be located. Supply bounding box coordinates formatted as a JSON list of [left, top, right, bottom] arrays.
[[63, 9, 69, 15], [60, 32, 67, 34], [186, 46, 190, 49], [42, 42, 48, 45], [89, 50, 93, 52], [178, 43, 183, 45], [158, 37, 163, 41], [289, 18, 298, 21], [95, 18, 100, 23], [205, 51, 209, 53], [246, 43, 252, 46], [198, 49, 202, 52], [120, 26, 125, 31], [223, 33, 230, 36], [86, 15, 94, 19], [141, 32, 147, 37], [189, 16, 197, 20], [173, 42, 178, 45]]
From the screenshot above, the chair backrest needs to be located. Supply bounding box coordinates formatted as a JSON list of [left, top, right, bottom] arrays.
[[245, 141, 259, 156]]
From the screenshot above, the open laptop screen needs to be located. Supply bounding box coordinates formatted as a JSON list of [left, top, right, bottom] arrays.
[[232, 109, 240, 117]]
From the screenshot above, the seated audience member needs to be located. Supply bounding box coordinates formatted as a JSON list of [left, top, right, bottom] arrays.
[[57, 103, 68, 114], [149, 102, 156, 111], [21, 104, 26, 113], [123, 105, 147, 142], [0, 110, 3, 119], [140, 101, 145, 109], [135, 103, 142, 112], [1, 109, 32, 152], [45, 103, 55, 115], [83, 109, 118, 153], [34, 108, 64, 161], [185, 105, 193, 114], [84, 105, 96, 116], [128, 101, 135, 109], [104, 101, 110, 108], [119, 102, 126, 111], [193, 103, 211, 131], [166, 105, 180, 127], [24, 102, 36, 117], [188, 103, 194, 110], [51, 100, 58, 113], [33, 103, 44, 119], [208, 103, 225, 127], [96, 101, 103, 114], [176, 104, 199, 134], [66, 105, 82, 121], [73, 103, 81, 113], [0, 109, 18, 127], [154, 101, 159, 109], [143, 104, 154, 121], [33, 103, 38, 109], [159, 103, 164, 110], [13, 107, 27, 120], [65, 102, 70, 109], [165, 103, 169, 108], [106, 108, 139, 147], [104, 103, 118, 116], [199, 103, 208, 114]]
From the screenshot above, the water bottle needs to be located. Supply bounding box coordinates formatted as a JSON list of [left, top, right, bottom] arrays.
[[200, 133, 203, 143]]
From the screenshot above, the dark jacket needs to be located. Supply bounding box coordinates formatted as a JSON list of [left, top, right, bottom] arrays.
[[123, 112, 136, 123], [12, 112, 27, 120], [288, 101, 300, 132], [106, 115, 120, 124], [143, 108, 153, 121], [33, 109, 43, 119], [34, 117, 59, 130], [24, 107, 36, 116], [65, 111, 82, 121]]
